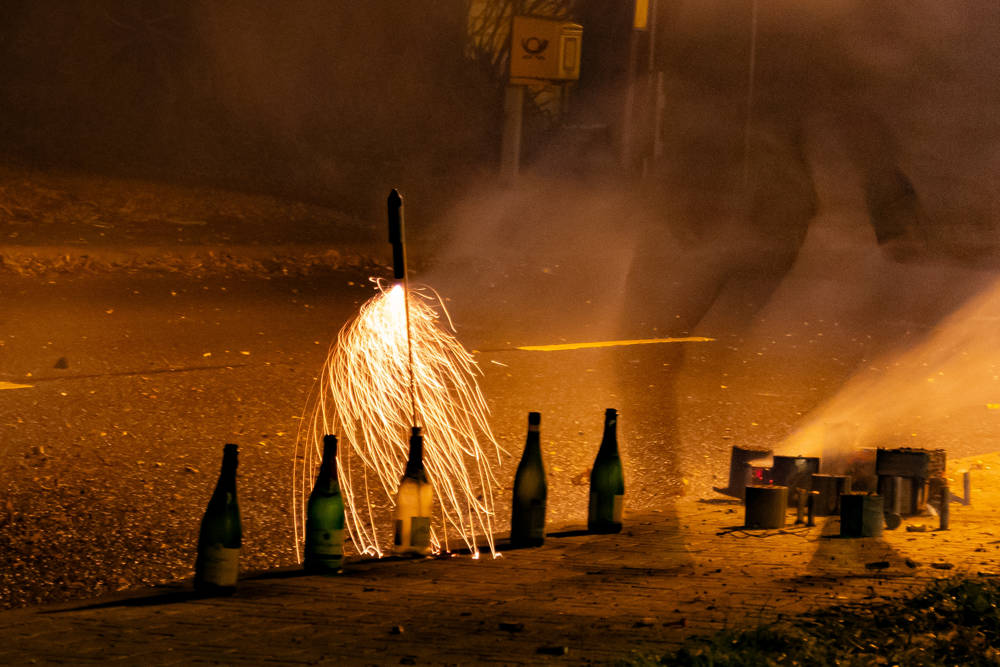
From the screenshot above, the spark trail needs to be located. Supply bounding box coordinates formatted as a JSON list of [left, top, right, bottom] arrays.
[[293, 279, 503, 559]]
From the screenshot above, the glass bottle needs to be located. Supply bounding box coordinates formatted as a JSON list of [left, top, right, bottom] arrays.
[[588, 409, 625, 533], [304, 434, 346, 573], [510, 411, 547, 547], [393, 427, 433, 555], [194, 443, 242, 594]]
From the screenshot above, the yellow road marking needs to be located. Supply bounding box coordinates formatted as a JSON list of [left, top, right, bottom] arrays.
[[516, 337, 715, 352], [0, 381, 34, 390]]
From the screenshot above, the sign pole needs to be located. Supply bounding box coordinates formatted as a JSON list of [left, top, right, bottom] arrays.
[[500, 83, 524, 184], [620, 3, 642, 169]]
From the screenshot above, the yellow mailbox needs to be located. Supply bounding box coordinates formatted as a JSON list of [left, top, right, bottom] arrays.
[[510, 16, 583, 82]]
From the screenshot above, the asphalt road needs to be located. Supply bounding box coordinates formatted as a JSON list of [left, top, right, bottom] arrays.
[[2, 246, 1000, 610], [0, 266, 697, 609]]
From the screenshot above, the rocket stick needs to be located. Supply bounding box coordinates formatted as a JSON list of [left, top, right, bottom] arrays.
[[388, 189, 417, 426]]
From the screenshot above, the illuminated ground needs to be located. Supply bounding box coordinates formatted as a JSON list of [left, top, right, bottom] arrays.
[[0, 453, 997, 663], [2, 168, 1000, 614]]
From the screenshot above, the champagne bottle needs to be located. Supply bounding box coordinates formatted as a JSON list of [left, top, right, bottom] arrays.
[[393, 426, 433, 555], [510, 411, 547, 547], [194, 443, 242, 594], [304, 434, 346, 573], [588, 409, 625, 534]]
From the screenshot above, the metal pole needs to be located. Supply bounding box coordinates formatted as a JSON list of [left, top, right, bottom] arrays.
[[741, 0, 759, 201], [500, 84, 524, 183], [619, 10, 640, 169], [939, 484, 950, 530]]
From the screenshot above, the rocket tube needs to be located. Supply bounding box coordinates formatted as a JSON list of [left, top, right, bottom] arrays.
[[387, 189, 406, 280]]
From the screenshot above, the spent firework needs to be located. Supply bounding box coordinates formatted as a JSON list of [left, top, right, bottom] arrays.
[[293, 279, 503, 558]]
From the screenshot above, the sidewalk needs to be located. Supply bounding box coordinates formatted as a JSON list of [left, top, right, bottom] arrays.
[[1, 455, 996, 665], [0, 165, 383, 276]]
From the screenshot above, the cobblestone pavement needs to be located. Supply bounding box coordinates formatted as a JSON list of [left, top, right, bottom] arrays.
[[0, 454, 996, 665]]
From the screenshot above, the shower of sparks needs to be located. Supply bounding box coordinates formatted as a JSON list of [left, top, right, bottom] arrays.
[[293, 279, 503, 559]]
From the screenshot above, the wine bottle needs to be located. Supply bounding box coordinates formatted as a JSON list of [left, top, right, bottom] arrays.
[[194, 443, 242, 594], [510, 411, 547, 547], [393, 427, 433, 555], [304, 434, 346, 573], [588, 409, 625, 534]]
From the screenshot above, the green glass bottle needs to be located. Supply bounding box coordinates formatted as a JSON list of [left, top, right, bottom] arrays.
[[394, 427, 434, 555], [588, 409, 625, 534], [304, 434, 346, 573], [510, 411, 547, 547], [194, 443, 242, 594]]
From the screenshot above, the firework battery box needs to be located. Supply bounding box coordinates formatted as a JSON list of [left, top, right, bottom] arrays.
[[875, 447, 946, 516], [510, 16, 582, 82]]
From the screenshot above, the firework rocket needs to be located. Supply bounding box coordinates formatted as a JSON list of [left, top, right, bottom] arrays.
[[387, 189, 406, 280], [388, 188, 417, 424], [292, 189, 503, 558]]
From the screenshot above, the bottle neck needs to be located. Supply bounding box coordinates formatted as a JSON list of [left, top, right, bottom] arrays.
[[319, 454, 338, 480], [598, 415, 618, 455], [215, 450, 238, 495], [405, 429, 424, 477], [523, 425, 541, 458], [316, 437, 339, 491]]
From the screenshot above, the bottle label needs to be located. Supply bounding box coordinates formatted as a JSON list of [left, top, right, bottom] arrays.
[[589, 493, 624, 526], [201, 544, 239, 586], [529, 500, 546, 538], [394, 517, 431, 548], [410, 516, 431, 547], [613, 494, 624, 523], [308, 529, 344, 556]]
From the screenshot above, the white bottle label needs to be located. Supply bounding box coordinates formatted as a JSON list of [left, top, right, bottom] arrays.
[[309, 529, 344, 556], [410, 516, 431, 547], [527, 500, 544, 534], [202, 544, 239, 586]]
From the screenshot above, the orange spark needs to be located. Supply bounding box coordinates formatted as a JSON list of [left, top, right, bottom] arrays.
[[293, 280, 502, 559]]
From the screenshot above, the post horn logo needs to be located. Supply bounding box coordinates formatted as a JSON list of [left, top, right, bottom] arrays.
[[521, 36, 549, 59]]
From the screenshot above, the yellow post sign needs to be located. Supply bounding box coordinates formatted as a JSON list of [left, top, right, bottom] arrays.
[[510, 16, 583, 82], [633, 0, 650, 30]]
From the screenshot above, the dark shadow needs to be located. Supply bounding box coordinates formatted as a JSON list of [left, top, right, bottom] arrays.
[[804, 515, 908, 576], [45, 588, 203, 613], [697, 498, 743, 505], [545, 528, 591, 539], [247, 567, 311, 581]]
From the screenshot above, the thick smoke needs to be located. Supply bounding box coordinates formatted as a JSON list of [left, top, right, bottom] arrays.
[[1, 2, 998, 465], [428, 2, 999, 491]]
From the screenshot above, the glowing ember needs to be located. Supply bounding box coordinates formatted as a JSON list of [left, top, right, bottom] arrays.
[[293, 279, 503, 559]]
